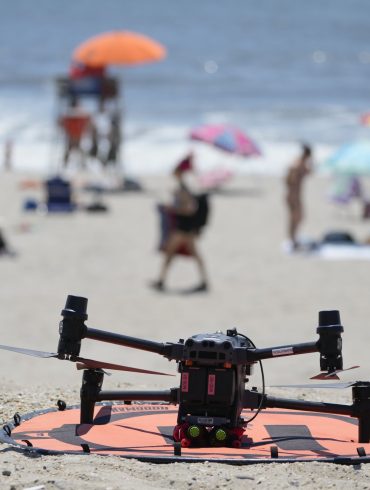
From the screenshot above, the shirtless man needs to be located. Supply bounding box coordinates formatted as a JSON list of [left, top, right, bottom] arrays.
[[285, 144, 313, 249]]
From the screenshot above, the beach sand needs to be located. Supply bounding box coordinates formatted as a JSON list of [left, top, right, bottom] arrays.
[[0, 169, 370, 488]]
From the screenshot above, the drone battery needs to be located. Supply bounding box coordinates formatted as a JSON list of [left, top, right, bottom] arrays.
[[180, 366, 235, 406], [180, 367, 207, 404], [206, 368, 235, 405]]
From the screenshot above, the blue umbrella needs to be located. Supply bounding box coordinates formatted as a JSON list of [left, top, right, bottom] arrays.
[[324, 141, 370, 175]]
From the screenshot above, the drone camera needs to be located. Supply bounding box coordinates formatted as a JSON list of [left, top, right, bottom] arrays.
[[183, 332, 251, 365], [57, 295, 88, 358], [317, 310, 343, 372]]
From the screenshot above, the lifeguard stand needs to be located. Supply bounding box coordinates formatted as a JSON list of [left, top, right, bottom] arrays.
[[56, 75, 119, 101], [54, 70, 142, 191], [55, 74, 121, 170]]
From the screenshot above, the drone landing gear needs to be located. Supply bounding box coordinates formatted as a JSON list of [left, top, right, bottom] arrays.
[[352, 383, 370, 443], [79, 368, 177, 424], [173, 423, 245, 448], [259, 382, 370, 444], [80, 369, 104, 424]]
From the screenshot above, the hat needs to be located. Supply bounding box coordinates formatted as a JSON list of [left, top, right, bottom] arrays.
[[175, 153, 193, 173]]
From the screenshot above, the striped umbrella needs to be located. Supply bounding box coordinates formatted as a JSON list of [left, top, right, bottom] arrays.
[[190, 124, 261, 157]]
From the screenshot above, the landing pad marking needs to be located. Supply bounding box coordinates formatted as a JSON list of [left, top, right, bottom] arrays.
[[1, 403, 369, 464]]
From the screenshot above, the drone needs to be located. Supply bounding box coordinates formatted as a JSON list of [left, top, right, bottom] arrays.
[[1, 294, 369, 450]]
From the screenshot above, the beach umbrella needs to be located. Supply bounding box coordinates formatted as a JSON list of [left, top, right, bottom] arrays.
[[323, 141, 370, 175], [72, 31, 166, 67], [69, 31, 166, 180], [190, 124, 261, 157]]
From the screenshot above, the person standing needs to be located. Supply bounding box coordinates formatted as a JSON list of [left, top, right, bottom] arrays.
[[285, 144, 313, 249], [3, 139, 13, 171], [151, 153, 209, 293], [60, 96, 90, 168]]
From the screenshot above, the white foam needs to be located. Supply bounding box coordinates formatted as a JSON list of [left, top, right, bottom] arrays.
[[0, 95, 338, 176], [3, 127, 337, 178]]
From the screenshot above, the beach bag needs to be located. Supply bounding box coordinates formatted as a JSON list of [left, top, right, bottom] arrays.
[[191, 193, 210, 232], [157, 205, 191, 256], [157, 194, 210, 256]]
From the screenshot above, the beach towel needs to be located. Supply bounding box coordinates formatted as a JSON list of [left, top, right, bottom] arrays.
[[282, 231, 370, 260]]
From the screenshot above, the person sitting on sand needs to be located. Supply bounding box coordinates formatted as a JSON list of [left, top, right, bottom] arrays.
[[151, 153, 209, 293], [0, 229, 7, 254], [0, 227, 15, 257], [285, 144, 313, 249]]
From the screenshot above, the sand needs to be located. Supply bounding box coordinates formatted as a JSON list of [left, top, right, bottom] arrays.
[[0, 169, 370, 488]]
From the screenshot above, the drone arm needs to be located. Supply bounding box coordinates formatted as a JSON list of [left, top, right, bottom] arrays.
[[263, 394, 352, 416], [80, 368, 179, 424], [81, 384, 179, 425], [85, 328, 184, 360], [244, 388, 370, 443], [96, 388, 179, 403], [264, 393, 370, 444], [58, 297, 183, 359], [248, 312, 344, 374], [85, 327, 168, 356], [243, 389, 351, 416], [248, 341, 318, 362], [58, 295, 176, 359]]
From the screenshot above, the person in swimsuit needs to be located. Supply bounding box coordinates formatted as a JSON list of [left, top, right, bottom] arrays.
[[151, 153, 208, 293], [285, 144, 313, 249]]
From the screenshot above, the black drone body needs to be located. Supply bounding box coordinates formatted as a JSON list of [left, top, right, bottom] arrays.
[[2, 294, 370, 449], [177, 331, 253, 443]]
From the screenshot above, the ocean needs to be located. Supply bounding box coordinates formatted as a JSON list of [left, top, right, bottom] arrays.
[[1, 0, 370, 175]]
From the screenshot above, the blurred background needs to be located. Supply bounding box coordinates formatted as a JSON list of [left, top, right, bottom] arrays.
[[0, 0, 370, 392], [1, 0, 370, 174]]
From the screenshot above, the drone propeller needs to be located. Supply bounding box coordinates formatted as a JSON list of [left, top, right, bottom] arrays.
[[75, 359, 174, 376], [0, 344, 58, 358], [269, 381, 356, 389], [0, 344, 174, 376], [310, 365, 360, 380]]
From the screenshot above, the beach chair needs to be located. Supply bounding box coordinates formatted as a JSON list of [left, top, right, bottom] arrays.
[[328, 175, 363, 219], [329, 175, 362, 205], [45, 176, 76, 213]]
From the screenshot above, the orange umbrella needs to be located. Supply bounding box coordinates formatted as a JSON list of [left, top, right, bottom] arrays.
[[72, 31, 166, 67]]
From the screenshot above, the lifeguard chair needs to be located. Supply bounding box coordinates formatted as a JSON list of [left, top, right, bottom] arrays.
[[55, 74, 121, 169]]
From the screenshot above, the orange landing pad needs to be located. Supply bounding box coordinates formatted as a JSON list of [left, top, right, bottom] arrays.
[[1, 403, 370, 464]]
